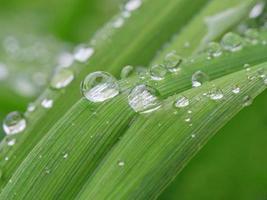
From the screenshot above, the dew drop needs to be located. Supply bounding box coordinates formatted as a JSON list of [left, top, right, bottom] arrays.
[[81, 71, 119, 102], [192, 71, 209, 88], [128, 85, 161, 113], [63, 153, 68, 159], [125, 0, 142, 11], [120, 65, 134, 78], [113, 17, 125, 28], [57, 52, 74, 68], [264, 78, 267, 85], [174, 96, 189, 108], [191, 134, 196, 138], [221, 32, 243, 52], [50, 69, 74, 89], [74, 46, 94, 63], [27, 103, 36, 112], [232, 86, 240, 94], [117, 160, 125, 167], [249, 2, 265, 18], [206, 42, 222, 57], [0, 63, 8, 81], [3, 112, 26, 135], [7, 138, 16, 146], [243, 95, 253, 107], [149, 64, 167, 81], [41, 98, 53, 109], [164, 51, 182, 72], [209, 88, 224, 100]]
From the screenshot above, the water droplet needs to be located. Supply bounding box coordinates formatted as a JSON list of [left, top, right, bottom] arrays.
[[44, 167, 50, 174], [164, 51, 182, 72], [174, 96, 189, 108], [63, 153, 68, 159], [120, 65, 135, 78], [221, 32, 243, 52], [232, 86, 240, 94], [128, 85, 161, 113], [81, 71, 119, 102], [27, 103, 36, 112], [125, 0, 142, 11], [149, 64, 167, 81], [264, 78, 267, 85], [7, 138, 16, 146], [192, 71, 209, 87], [117, 160, 125, 167], [209, 88, 224, 100], [249, 2, 265, 18], [244, 29, 259, 44], [74, 46, 94, 63], [206, 42, 222, 57], [113, 17, 125, 28], [5, 157, 9, 161], [50, 69, 74, 89], [0, 63, 8, 81], [243, 95, 253, 107], [3, 112, 26, 135], [185, 118, 191, 122], [41, 98, 53, 109], [191, 134, 196, 138], [57, 52, 74, 68]]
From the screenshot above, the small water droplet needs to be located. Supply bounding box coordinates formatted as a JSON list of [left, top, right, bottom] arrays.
[[7, 138, 16, 146], [174, 96, 189, 108], [5, 157, 9, 161], [128, 85, 161, 113], [0, 63, 9, 81], [41, 98, 53, 109], [117, 160, 125, 167], [27, 103, 36, 112], [185, 118, 191, 122], [120, 65, 134, 78], [149, 64, 167, 81], [3, 112, 26, 135], [206, 42, 222, 57], [249, 2, 265, 18], [243, 95, 253, 107], [81, 71, 119, 102], [164, 51, 182, 72], [44, 167, 50, 174], [113, 17, 125, 28], [63, 153, 68, 159], [74, 46, 94, 63], [192, 71, 209, 87], [50, 69, 74, 89], [209, 88, 224, 100], [264, 78, 267, 85], [232, 86, 240, 94], [221, 32, 243, 52], [191, 134, 196, 138], [125, 0, 142, 11], [57, 52, 74, 68]]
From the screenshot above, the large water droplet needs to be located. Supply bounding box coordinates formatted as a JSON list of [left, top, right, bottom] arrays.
[[149, 64, 167, 81], [128, 85, 161, 113], [120, 65, 134, 79], [192, 71, 209, 87], [206, 42, 222, 57], [174, 96, 189, 108], [221, 32, 243, 52], [41, 98, 54, 109], [74, 46, 94, 63], [3, 112, 26, 135], [164, 51, 182, 72], [81, 71, 119, 102], [50, 69, 74, 89]]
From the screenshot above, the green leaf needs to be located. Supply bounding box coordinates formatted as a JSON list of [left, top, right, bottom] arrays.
[[76, 63, 267, 200]]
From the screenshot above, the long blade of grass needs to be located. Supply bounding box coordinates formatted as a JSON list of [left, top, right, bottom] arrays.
[[76, 63, 267, 200]]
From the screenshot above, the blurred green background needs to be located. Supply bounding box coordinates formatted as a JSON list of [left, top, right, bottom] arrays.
[[0, 0, 267, 199]]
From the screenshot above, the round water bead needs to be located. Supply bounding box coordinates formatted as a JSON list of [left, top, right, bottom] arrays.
[[41, 98, 54, 109], [128, 84, 161, 113], [50, 69, 74, 89], [149, 64, 167, 81], [209, 88, 224, 100], [3, 111, 26, 135], [206, 42, 222, 57], [192, 71, 209, 88], [174, 96, 189, 108], [164, 51, 183, 72], [74, 46, 94, 63], [81, 71, 119, 102], [243, 95, 253, 107], [221, 32, 243, 52]]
